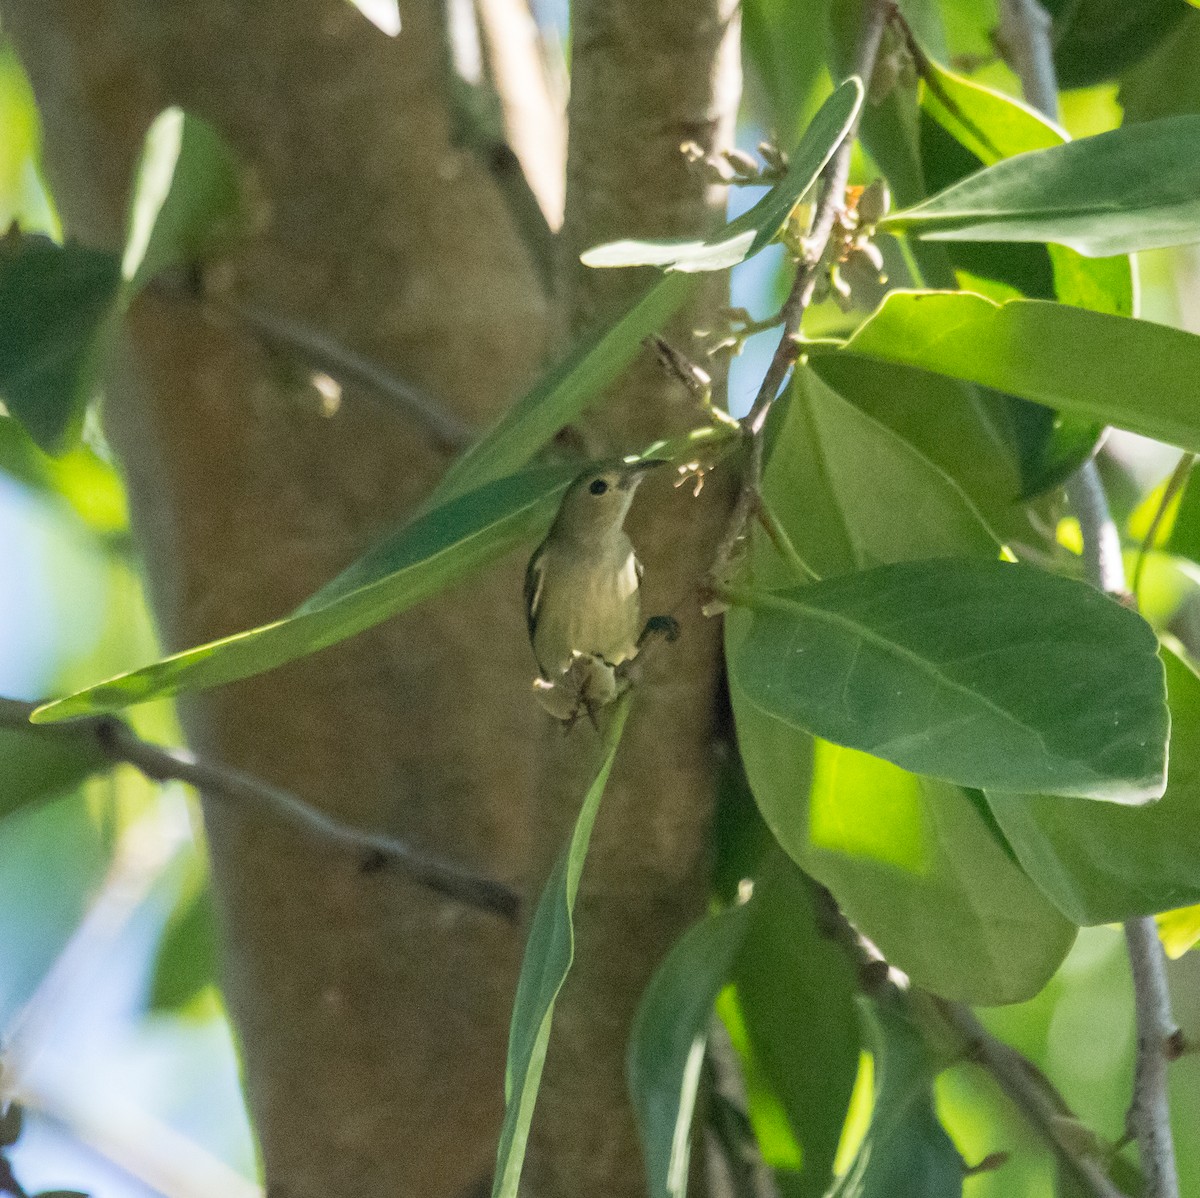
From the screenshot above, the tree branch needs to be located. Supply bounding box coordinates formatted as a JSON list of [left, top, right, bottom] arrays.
[[999, 3, 1181, 1193], [228, 299, 479, 453], [814, 888, 1130, 1198], [0, 698, 519, 921], [933, 999, 1129, 1198], [710, 0, 893, 584]]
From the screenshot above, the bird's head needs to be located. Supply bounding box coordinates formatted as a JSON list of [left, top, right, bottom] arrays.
[[549, 457, 668, 545]]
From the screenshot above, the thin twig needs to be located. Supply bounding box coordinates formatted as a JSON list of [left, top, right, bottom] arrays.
[[230, 300, 479, 453], [709, 0, 894, 584], [1133, 453, 1196, 602], [933, 1000, 1128, 1198], [0, 698, 519, 922], [812, 886, 1128, 1197], [1000, 3, 1182, 1190], [995, 0, 1060, 121]]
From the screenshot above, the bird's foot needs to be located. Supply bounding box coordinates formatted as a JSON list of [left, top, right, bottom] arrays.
[[637, 614, 681, 648], [532, 654, 619, 731]]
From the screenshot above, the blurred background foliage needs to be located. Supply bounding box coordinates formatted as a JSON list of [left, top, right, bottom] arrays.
[[1, 0, 1200, 1195]]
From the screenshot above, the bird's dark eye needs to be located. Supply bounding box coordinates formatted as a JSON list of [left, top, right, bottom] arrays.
[[589, 479, 609, 495]]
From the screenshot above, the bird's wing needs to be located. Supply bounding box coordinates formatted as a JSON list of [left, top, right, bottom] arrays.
[[524, 544, 546, 645]]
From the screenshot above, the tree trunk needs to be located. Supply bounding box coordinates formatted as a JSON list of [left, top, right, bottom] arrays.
[[2, 2, 546, 1194], [526, 4, 741, 1196], [2, 0, 742, 1194]]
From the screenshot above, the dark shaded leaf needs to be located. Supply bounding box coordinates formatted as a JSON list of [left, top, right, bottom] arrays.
[[629, 907, 751, 1198], [830, 998, 963, 1198], [987, 645, 1200, 924], [732, 853, 859, 1198], [1042, 0, 1184, 87], [0, 231, 120, 453]]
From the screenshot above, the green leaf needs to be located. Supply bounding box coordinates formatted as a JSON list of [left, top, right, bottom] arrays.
[[742, 0, 831, 141], [882, 115, 1200, 256], [150, 880, 217, 1012], [0, 723, 105, 820], [33, 465, 575, 721], [731, 852, 859, 1197], [1042, 0, 1185, 88], [121, 107, 243, 293], [920, 59, 1063, 166], [0, 1103, 22, 1147], [986, 645, 1200, 925], [436, 80, 862, 504], [915, 62, 1124, 498], [729, 559, 1167, 802], [763, 367, 1000, 585], [811, 290, 1200, 453], [0, 231, 121, 453], [493, 696, 631, 1198], [0, 109, 241, 456], [1119, 7, 1200, 124], [804, 356, 1038, 548], [830, 998, 964, 1198], [729, 648, 1076, 1002], [582, 79, 863, 273], [1157, 904, 1200, 959], [629, 906, 751, 1198]]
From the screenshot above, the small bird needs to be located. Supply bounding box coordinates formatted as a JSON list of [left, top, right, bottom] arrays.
[[525, 458, 668, 724]]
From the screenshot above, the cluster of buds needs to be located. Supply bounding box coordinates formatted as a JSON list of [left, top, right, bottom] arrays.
[[679, 139, 789, 187], [818, 178, 891, 314]]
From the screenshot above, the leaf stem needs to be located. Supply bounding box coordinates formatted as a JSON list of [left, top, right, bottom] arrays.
[[0, 697, 520, 922], [755, 501, 820, 583]]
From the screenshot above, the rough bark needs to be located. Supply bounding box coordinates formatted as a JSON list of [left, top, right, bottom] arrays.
[[1, 2, 547, 1195], [526, 3, 742, 1197]]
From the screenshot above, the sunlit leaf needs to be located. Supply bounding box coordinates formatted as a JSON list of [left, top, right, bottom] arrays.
[[493, 697, 631, 1198], [629, 906, 751, 1198], [150, 879, 218, 1012], [882, 115, 1200, 256], [582, 79, 862, 273], [731, 852, 859, 1197], [728, 649, 1076, 1002], [811, 291, 1200, 453], [729, 559, 1167, 802], [122, 107, 243, 293], [1156, 904, 1200, 959], [33, 465, 575, 720], [763, 368, 1000, 584]]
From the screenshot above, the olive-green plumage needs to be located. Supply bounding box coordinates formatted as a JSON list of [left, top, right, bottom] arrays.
[[524, 460, 664, 680]]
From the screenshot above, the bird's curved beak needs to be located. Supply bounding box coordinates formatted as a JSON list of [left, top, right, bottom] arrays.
[[618, 458, 669, 490]]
